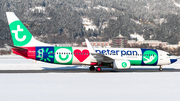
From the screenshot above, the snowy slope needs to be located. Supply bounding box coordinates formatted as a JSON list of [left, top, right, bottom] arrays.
[[172, 0, 180, 8]]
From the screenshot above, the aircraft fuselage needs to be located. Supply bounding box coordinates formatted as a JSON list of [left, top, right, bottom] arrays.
[[12, 46, 177, 67]]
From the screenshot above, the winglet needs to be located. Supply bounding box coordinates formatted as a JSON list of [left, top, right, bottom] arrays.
[[85, 38, 96, 54]]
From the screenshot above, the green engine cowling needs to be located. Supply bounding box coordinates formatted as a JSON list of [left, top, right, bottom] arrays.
[[113, 60, 131, 69]]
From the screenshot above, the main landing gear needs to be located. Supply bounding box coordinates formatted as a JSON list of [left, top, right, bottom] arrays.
[[159, 65, 163, 71], [96, 67, 102, 72], [89, 66, 102, 72], [89, 66, 95, 71]]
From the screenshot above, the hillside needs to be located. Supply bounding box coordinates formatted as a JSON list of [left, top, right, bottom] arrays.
[[0, 0, 180, 47]]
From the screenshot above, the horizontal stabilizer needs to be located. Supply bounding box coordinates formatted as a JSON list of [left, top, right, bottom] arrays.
[[5, 44, 27, 51]]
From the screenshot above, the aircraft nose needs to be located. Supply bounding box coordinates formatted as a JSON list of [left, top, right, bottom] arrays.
[[170, 59, 177, 64]]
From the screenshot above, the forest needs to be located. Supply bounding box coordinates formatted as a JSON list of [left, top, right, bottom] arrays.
[[0, 0, 180, 48]]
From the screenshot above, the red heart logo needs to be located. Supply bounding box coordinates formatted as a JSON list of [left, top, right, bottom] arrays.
[[74, 49, 90, 62]]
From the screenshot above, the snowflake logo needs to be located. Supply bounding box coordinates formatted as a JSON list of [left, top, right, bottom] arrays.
[[36, 48, 54, 62]]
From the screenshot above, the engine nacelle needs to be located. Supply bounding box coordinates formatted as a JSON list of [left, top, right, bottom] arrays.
[[113, 60, 131, 69]]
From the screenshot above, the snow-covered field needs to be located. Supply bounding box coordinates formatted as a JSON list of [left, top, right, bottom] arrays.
[[1, 73, 180, 101], [0, 55, 89, 70], [0, 55, 179, 70], [0, 55, 180, 101]]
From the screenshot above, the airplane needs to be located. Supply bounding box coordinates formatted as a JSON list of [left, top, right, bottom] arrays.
[[5, 12, 178, 72]]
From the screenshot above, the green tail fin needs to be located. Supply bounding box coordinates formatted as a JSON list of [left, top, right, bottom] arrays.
[[6, 12, 33, 46], [6, 12, 50, 47]]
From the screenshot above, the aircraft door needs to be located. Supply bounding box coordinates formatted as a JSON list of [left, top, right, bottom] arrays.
[[27, 47, 36, 59], [160, 54, 163, 60]]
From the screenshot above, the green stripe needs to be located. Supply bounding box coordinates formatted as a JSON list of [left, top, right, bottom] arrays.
[[36, 55, 42, 58], [46, 48, 49, 53], [129, 60, 142, 65], [49, 55, 54, 58], [47, 58, 51, 62], [37, 51, 42, 54], [41, 48, 44, 53]]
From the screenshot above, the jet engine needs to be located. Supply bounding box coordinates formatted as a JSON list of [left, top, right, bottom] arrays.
[[113, 60, 131, 69]]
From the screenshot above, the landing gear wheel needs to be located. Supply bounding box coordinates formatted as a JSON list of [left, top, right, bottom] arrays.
[[89, 66, 95, 71], [96, 67, 102, 72], [159, 66, 163, 71]]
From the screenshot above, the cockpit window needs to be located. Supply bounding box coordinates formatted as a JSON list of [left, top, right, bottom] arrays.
[[167, 54, 172, 56]]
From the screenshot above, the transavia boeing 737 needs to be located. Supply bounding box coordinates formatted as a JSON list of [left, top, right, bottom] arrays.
[[6, 12, 179, 72]]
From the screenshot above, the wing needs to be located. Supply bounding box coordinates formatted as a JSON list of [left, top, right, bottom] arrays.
[[85, 39, 114, 63], [91, 53, 114, 62]]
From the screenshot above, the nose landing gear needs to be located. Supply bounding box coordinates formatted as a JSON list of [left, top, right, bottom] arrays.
[[159, 66, 163, 71]]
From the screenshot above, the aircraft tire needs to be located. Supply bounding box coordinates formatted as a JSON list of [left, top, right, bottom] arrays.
[[89, 66, 95, 71], [159, 68, 163, 71], [159, 66, 163, 71], [96, 67, 102, 72]]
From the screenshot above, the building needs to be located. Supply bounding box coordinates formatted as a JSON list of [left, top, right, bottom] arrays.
[[82, 35, 128, 48], [164, 45, 180, 50], [111, 35, 128, 48], [128, 40, 168, 47], [82, 41, 110, 48]]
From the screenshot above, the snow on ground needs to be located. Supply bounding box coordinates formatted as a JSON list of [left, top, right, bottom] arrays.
[[0, 55, 89, 70], [81, 17, 98, 31], [131, 18, 142, 25], [93, 5, 116, 12], [130, 33, 145, 41], [29, 6, 46, 13], [0, 55, 179, 70], [0, 55, 180, 101], [172, 0, 180, 8], [0, 73, 180, 101]]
